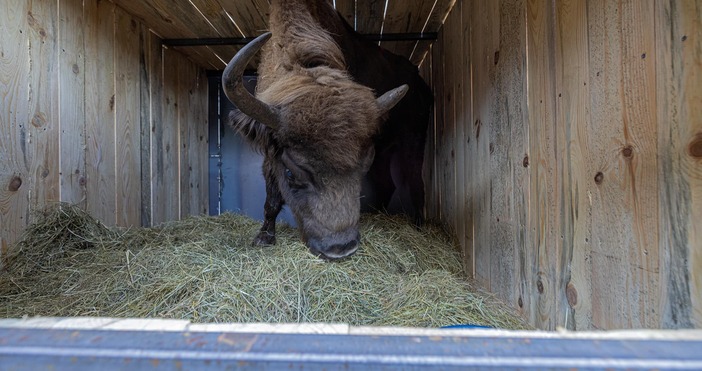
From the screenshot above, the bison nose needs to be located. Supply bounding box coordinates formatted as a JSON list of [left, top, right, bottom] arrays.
[[308, 232, 360, 261]]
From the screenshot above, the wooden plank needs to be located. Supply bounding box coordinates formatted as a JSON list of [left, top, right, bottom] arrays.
[[114, 7, 142, 226], [440, 3, 458, 236], [656, 0, 702, 329], [188, 67, 209, 216], [381, 0, 434, 57], [59, 0, 87, 206], [423, 0, 457, 32], [218, 0, 269, 36], [525, 0, 557, 330], [85, 0, 117, 225], [152, 47, 181, 223], [0, 0, 30, 260], [430, 28, 444, 222], [356, 0, 386, 34], [178, 58, 195, 218], [586, 0, 659, 330], [552, 0, 591, 331], [459, 1, 474, 279], [189, 0, 244, 37], [113, 0, 217, 37], [26, 0, 60, 216], [139, 24, 152, 227], [334, 0, 356, 28], [470, 0, 499, 291]]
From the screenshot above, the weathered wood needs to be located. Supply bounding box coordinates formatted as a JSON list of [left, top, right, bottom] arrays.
[[114, 7, 142, 226], [59, 0, 87, 207], [553, 0, 591, 331], [26, 0, 60, 216], [0, 0, 30, 260], [178, 58, 196, 218], [334, 0, 356, 28], [656, 0, 702, 329], [356, 0, 385, 34], [139, 24, 152, 227], [586, 0, 659, 330], [217, 0, 269, 36], [189, 0, 243, 37], [85, 0, 116, 225], [469, 0, 499, 291], [381, 0, 435, 57], [430, 30, 444, 222], [459, 1, 474, 278]]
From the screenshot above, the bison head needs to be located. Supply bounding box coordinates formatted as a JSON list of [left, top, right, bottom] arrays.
[[223, 33, 407, 260]]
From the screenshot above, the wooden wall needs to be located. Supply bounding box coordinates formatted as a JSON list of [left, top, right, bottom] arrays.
[[423, 0, 701, 330], [0, 0, 209, 259]]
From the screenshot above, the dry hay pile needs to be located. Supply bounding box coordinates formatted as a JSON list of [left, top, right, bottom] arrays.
[[1, 203, 529, 329]]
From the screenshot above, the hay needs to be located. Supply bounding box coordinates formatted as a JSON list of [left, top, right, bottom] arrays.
[[1, 203, 529, 329]]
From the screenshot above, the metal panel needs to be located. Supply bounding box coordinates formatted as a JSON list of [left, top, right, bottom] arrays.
[[1, 327, 701, 370]]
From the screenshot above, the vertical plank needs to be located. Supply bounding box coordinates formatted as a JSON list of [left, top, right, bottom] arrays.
[[441, 3, 458, 236], [114, 7, 142, 226], [178, 57, 195, 218], [0, 0, 30, 260], [586, 0, 659, 329], [553, 0, 592, 331], [27, 0, 60, 216], [139, 24, 152, 227], [153, 47, 181, 223], [192, 68, 209, 216], [656, 0, 702, 329], [460, 1, 474, 278], [470, 0, 499, 290], [356, 0, 386, 34], [525, 0, 558, 329], [334, 0, 356, 28], [85, 0, 116, 225], [488, 0, 529, 314], [59, 0, 87, 206], [430, 28, 444, 222], [381, 0, 434, 58]]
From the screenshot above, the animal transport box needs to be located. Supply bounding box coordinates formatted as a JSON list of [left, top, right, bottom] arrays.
[[1, 0, 701, 368]]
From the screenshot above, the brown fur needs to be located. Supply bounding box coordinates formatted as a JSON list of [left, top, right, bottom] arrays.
[[228, 0, 387, 259]]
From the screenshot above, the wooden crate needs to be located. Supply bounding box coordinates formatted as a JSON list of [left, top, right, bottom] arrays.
[[1, 0, 700, 332]]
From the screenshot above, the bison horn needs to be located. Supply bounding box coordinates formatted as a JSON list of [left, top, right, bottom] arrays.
[[376, 84, 409, 115], [222, 32, 281, 130]]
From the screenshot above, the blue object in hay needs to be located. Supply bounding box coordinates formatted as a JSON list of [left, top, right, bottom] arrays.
[[441, 324, 493, 329]]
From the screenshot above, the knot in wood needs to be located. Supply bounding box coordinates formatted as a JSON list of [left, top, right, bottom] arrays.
[[8, 176, 22, 192], [622, 145, 634, 159], [523, 155, 529, 168], [566, 282, 578, 307], [536, 280, 544, 294], [594, 172, 604, 185], [689, 134, 702, 159]]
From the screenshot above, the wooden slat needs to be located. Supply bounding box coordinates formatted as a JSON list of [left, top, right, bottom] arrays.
[[152, 48, 180, 224], [469, 0, 499, 291], [26, 0, 60, 216], [430, 29, 444, 222], [217, 0, 269, 36], [356, 0, 386, 34], [59, 0, 87, 206], [178, 58, 193, 218], [189, 0, 244, 37], [459, 1, 474, 278], [381, 0, 435, 57], [334, 0, 356, 28], [0, 0, 30, 260], [525, 0, 557, 330], [656, 0, 702, 329], [114, 7, 142, 226], [139, 24, 152, 227], [85, 0, 116, 225], [187, 68, 209, 216], [586, 0, 659, 330], [553, 0, 591, 331]]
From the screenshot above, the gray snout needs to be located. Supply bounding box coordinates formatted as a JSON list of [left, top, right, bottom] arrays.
[[307, 231, 360, 260]]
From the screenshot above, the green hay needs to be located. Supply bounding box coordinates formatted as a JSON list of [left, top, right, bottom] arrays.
[[1, 203, 530, 329]]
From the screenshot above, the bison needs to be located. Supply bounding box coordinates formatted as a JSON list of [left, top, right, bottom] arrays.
[[223, 0, 432, 260]]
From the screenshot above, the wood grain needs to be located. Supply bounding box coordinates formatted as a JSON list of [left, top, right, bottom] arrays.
[[0, 0, 30, 261], [85, 0, 116, 225], [59, 0, 87, 206], [26, 0, 60, 216], [656, 0, 702, 329], [115, 7, 142, 226]]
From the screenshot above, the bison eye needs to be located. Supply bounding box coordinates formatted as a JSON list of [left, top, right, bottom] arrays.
[[284, 168, 294, 181]]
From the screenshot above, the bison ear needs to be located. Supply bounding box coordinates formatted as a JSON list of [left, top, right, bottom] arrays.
[[376, 84, 409, 115]]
